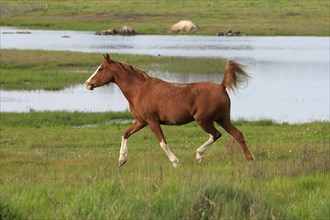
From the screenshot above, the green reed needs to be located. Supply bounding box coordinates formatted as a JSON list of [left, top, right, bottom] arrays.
[[1, 0, 329, 36], [0, 112, 329, 219]]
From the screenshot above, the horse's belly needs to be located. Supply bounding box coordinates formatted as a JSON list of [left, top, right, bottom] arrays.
[[160, 116, 194, 125], [159, 108, 195, 125]]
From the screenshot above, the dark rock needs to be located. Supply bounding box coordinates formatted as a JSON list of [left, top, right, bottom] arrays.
[[218, 29, 245, 37], [95, 28, 118, 35]]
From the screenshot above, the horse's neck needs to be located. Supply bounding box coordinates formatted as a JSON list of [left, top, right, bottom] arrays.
[[114, 65, 148, 105]]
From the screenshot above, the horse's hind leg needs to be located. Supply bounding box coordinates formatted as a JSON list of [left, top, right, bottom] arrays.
[[196, 120, 222, 163], [119, 120, 146, 167], [218, 119, 254, 161]]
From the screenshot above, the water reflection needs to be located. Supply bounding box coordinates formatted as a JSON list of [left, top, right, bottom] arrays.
[[1, 84, 127, 112], [229, 61, 329, 122]]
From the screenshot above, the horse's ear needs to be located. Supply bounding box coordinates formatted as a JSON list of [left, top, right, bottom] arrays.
[[103, 54, 111, 63]]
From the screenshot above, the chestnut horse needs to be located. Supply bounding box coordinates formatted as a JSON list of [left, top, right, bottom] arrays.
[[86, 54, 253, 167]]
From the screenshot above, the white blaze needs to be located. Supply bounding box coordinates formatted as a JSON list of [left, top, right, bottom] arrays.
[[86, 65, 101, 84]]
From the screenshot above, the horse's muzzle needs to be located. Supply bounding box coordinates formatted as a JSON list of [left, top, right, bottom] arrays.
[[85, 82, 94, 90]]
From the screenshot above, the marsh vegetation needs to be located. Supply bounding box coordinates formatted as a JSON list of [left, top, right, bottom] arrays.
[[0, 112, 329, 219], [0, 50, 226, 90], [1, 0, 329, 36]]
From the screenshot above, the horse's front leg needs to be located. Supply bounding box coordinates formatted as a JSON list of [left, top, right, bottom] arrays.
[[118, 120, 146, 167], [148, 121, 180, 167]]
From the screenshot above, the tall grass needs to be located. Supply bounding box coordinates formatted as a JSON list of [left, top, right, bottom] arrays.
[[0, 112, 329, 219]]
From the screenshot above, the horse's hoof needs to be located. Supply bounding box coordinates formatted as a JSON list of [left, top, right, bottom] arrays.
[[247, 154, 254, 161], [196, 151, 204, 163], [173, 163, 180, 168], [172, 160, 180, 168], [118, 159, 126, 167], [196, 155, 204, 163]]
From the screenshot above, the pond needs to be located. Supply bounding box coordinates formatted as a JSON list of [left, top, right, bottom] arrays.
[[1, 27, 329, 123]]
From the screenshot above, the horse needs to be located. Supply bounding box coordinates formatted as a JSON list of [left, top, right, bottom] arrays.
[[85, 54, 254, 167]]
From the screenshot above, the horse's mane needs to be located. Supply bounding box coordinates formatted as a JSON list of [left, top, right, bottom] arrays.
[[117, 61, 151, 82]]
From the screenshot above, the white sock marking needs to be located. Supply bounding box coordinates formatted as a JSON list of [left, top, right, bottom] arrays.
[[196, 134, 214, 159], [119, 136, 128, 161], [160, 141, 179, 166]]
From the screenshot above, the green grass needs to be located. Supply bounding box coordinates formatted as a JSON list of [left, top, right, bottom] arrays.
[[0, 49, 226, 90], [1, 0, 329, 36], [0, 112, 329, 219]]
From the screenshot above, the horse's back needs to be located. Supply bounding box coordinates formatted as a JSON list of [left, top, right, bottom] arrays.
[[149, 81, 227, 105]]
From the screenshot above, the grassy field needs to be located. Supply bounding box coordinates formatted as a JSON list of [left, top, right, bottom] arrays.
[[0, 112, 329, 219], [0, 49, 226, 90], [1, 0, 329, 36]]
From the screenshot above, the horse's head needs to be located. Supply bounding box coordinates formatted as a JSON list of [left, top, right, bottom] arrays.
[[85, 54, 115, 90]]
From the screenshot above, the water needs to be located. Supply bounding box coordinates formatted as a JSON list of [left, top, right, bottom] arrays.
[[1, 27, 328, 62], [1, 27, 329, 123]]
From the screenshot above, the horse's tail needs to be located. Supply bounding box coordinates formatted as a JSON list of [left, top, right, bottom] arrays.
[[221, 60, 250, 91]]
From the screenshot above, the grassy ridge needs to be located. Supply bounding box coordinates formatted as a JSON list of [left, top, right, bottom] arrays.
[[1, 0, 329, 36], [0, 49, 226, 90], [0, 112, 329, 219]]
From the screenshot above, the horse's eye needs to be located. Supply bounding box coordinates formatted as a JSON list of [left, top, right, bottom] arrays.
[[99, 67, 104, 71]]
